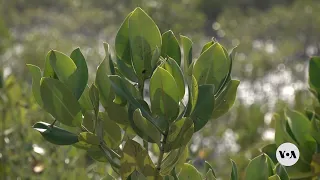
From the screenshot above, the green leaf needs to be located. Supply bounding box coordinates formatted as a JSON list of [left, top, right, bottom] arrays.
[[100, 173, 116, 180], [212, 80, 240, 119], [178, 163, 202, 180], [268, 175, 280, 180], [40, 78, 82, 127], [180, 35, 193, 76], [200, 40, 215, 54], [164, 118, 194, 152], [285, 108, 316, 162], [115, 12, 133, 65], [245, 154, 273, 180], [160, 147, 188, 176], [185, 75, 199, 116], [161, 30, 181, 65], [193, 43, 230, 88], [106, 92, 130, 125], [261, 144, 277, 164], [78, 85, 94, 111], [311, 118, 320, 144], [95, 43, 112, 108], [162, 57, 185, 101], [230, 160, 238, 180], [115, 56, 139, 82], [128, 103, 157, 143], [204, 161, 216, 178], [99, 112, 122, 148], [133, 109, 161, 144], [33, 122, 78, 145], [129, 7, 162, 80], [89, 84, 100, 116], [82, 111, 95, 132], [205, 169, 217, 180], [87, 147, 108, 162], [274, 164, 289, 180], [43, 51, 57, 79], [78, 132, 100, 146], [27, 64, 43, 106], [109, 75, 166, 131], [190, 84, 215, 131], [309, 56, 320, 92], [274, 113, 296, 146], [49, 50, 86, 99], [150, 67, 180, 122], [286, 108, 316, 144], [128, 171, 147, 180], [70, 48, 89, 99], [120, 139, 155, 179]]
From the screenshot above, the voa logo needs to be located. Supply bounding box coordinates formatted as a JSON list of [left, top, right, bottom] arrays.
[[276, 143, 300, 166]]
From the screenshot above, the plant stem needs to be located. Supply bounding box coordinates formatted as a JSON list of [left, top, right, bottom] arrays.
[[50, 119, 57, 127], [155, 129, 169, 180]]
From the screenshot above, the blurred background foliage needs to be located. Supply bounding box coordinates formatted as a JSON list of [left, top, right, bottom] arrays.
[[0, 0, 320, 179]]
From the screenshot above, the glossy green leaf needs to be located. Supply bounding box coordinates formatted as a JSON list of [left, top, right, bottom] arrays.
[[43, 51, 57, 79], [185, 75, 198, 116], [78, 132, 100, 146], [193, 43, 230, 88], [133, 109, 161, 144], [245, 154, 272, 180], [40, 78, 82, 127], [129, 7, 162, 80], [285, 108, 316, 162], [212, 80, 240, 119], [33, 122, 78, 145], [160, 147, 188, 176], [162, 57, 185, 101], [128, 103, 157, 143], [204, 161, 216, 178], [286, 108, 316, 144], [27, 64, 43, 106], [161, 30, 181, 65], [78, 85, 94, 111], [268, 175, 280, 180], [115, 56, 139, 82], [164, 118, 194, 152], [87, 147, 108, 162], [115, 12, 133, 65], [274, 113, 296, 146], [49, 50, 85, 99], [89, 84, 99, 116], [178, 163, 202, 180], [205, 169, 216, 180], [274, 164, 289, 180], [309, 56, 320, 91], [261, 144, 277, 163], [70, 48, 89, 99], [190, 84, 215, 131], [95, 43, 112, 108], [82, 111, 95, 133], [230, 160, 238, 180], [200, 40, 214, 54], [109, 75, 166, 131], [180, 35, 192, 76], [150, 67, 179, 122], [106, 92, 130, 125], [128, 171, 147, 180], [99, 112, 122, 148], [120, 139, 155, 179]]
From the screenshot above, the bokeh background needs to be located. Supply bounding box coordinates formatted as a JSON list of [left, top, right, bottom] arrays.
[[1, 0, 320, 179]]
